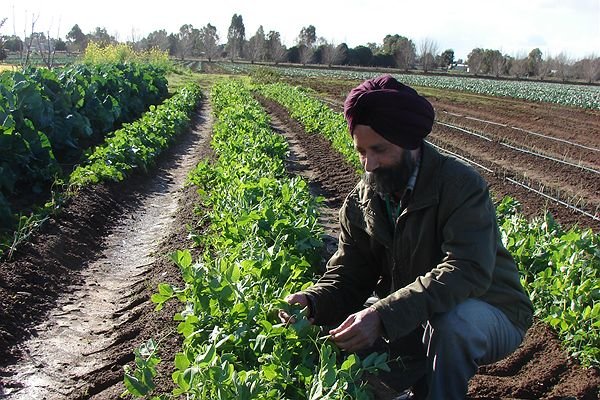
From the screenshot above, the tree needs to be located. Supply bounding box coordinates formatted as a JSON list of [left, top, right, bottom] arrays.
[[266, 30, 286, 64], [509, 52, 528, 79], [66, 24, 88, 52], [482, 49, 503, 76], [298, 44, 314, 65], [467, 48, 485, 75], [418, 38, 439, 73], [227, 13, 245, 61], [439, 49, 454, 69], [88, 27, 115, 47], [247, 25, 266, 63], [200, 23, 219, 62], [381, 34, 416, 71], [144, 29, 170, 51], [581, 55, 600, 83], [552, 52, 572, 82], [351, 45, 373, 66], [527, 48, 543, 77], [0, 18, 6, 61], [177, 24, 200, 60], [297, 25, 316, 48], [3, 35, 23, 52], [317, 39, 341, 67]]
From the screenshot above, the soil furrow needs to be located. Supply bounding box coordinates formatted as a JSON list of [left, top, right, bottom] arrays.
[[0, 105, 213, 399]]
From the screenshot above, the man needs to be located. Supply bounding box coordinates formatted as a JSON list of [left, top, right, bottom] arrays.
[[282, 74, 533, 399]]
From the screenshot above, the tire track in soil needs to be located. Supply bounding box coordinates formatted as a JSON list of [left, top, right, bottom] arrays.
[[0, 103, 213, 399], [258, 96, 600, 400]]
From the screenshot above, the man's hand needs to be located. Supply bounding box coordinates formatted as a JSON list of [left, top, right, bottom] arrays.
[[329, 306, 382, 352], [278, 293, 314, 324]]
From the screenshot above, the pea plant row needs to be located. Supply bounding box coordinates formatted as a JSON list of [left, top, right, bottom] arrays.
[[257, 82, 599, 368], [0, 62, 173, 256], [218, 63, 600, 110], [123, 79, 390, 399]]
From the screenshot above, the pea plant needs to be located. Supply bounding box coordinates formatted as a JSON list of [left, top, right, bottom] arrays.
[[257, 81, 599, 369], [496, 197, 599, 367], [124, 79, 389, 399]]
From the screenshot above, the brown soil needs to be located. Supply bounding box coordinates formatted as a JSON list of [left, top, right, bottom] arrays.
[[0, 78, 598, 400]]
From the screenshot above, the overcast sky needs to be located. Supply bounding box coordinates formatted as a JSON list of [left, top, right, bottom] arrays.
[[3, 0, 599, 61]]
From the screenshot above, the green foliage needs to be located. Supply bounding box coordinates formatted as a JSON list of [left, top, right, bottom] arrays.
[[496, 197, 599, 367], [123, 338, 161, 397], [0, 62, 169, 234], [259, 82, 599, 368], [220, 63, 600, 110], [258, 82, 360, 171], [128, 79, 389, 399], [69, 83, 202, 187]]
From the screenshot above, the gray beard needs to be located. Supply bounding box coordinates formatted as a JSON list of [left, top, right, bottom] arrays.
[[363, 151, 417, 198]]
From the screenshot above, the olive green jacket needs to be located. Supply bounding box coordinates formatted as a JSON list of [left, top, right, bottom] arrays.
[[304, 143, 533, 342]]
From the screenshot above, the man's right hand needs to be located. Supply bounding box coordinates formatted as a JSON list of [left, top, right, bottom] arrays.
[[278, 293, 314, 324]]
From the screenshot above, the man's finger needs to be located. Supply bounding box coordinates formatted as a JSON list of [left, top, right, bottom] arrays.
[[329, 315, 355, 336], [278, 310, 296, 324]]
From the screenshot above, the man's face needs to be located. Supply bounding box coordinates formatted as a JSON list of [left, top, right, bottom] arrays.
[[353, 124, 418, 197]]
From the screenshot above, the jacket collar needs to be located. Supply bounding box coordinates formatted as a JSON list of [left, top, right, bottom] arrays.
[[347, 142, 444, 246]]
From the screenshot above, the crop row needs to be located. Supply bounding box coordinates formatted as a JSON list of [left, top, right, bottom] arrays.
[[69, 82, 202, 187], [0, 80, 200, 259], [218, 62, 600, 110], [125, 79, 389, 399], [258, 82, 599, 367], [0, 63, 169, 233]]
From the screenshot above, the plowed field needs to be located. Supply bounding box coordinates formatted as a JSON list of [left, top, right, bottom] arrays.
[[0, 76, 598, 399]]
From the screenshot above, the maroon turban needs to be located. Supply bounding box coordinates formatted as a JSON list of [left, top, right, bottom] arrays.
[[343, 74, 435, 149]]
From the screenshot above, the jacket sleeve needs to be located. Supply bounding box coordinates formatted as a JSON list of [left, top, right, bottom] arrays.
[[373, 168, 498, 342], [302, 202, 382, 326]]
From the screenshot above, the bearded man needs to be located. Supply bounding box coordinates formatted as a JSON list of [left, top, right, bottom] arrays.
[[281, 75, 533, 399]]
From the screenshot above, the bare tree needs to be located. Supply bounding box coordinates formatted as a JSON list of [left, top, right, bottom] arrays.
[[318, 38, 341, 67], [200, 24, 219, 62], [298, 44, 314, 65], [509, 52, 528, 79], [177, 24, 197, 60], [395, 37, 416, 71], [0, 18, 7, 61], [21, 13, 40, 67], [247, 25, 266, 63], [266, 30, 286, 64], [36, 19, 61, 69], [581, 54, 599, 83], [552, 52, 572, 82], [418, 38, 439, 73]]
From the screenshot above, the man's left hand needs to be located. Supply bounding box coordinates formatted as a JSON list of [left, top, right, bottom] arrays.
[[329, 306, 382, 352]]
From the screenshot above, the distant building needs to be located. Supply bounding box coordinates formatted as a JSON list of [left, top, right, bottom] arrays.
[[449, 63, 469, 73]]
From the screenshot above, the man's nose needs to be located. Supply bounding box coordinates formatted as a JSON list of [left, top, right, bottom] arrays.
[[364, 154, 379, 173]]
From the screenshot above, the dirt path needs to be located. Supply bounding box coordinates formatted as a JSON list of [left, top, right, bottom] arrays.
[[0, 104, 213, 398]]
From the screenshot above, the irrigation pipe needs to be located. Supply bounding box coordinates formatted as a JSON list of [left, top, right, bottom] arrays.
[[436, 121, 600, 175], [440, 110, 600, 153], [428, 142, 600, 223]]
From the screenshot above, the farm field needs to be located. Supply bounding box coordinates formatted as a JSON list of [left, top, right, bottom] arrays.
[[0, 69, 598, 399]]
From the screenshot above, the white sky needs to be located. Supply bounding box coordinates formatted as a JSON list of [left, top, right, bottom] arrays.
[[3, 0, 600, 61]]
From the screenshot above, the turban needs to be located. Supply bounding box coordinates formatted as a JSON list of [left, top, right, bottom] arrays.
[[343, 74, 435, 150]]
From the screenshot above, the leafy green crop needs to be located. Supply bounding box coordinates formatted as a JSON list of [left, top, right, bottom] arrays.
[[69, 83, 201, 187], [0, 62, 169, 234], [497, 198, 599, 367], [127, 79, 390, 399], [259, 82, 599, 368]]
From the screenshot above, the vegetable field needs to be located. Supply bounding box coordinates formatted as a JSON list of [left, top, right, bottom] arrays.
[[0, 64, 598, 400]]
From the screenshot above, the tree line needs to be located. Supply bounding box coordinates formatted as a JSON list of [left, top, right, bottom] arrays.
[[1, 13, 598, 83]]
